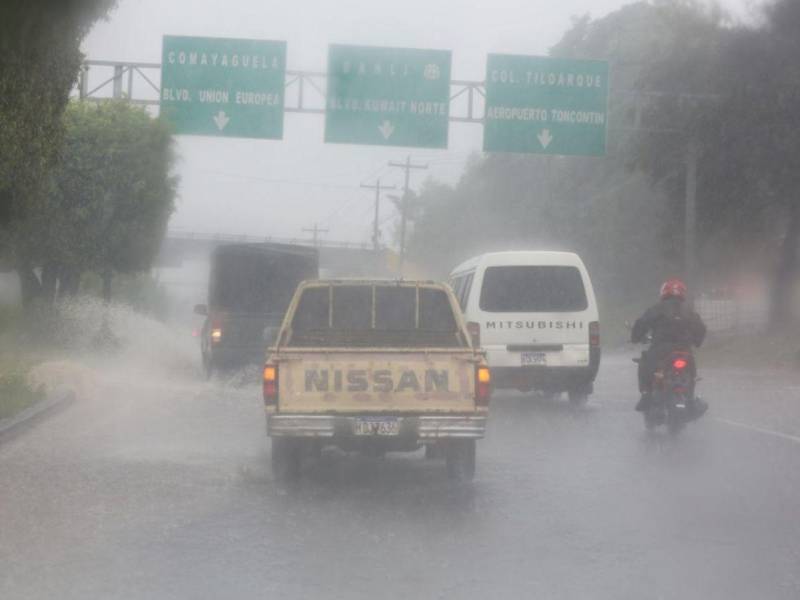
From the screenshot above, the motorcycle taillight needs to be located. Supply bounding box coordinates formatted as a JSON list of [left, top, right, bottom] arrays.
[[672, 358, 688, 370]]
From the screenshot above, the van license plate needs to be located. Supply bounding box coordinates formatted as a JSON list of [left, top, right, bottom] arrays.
[[353, 418, 400, 436], [521, 352, 547, 366]]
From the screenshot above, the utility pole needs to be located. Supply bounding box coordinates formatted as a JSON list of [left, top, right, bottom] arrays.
[[360, 179, 396, 251], [302, 224, 329, 248], [684, 139, 699, 296], [388, 155, 428, 274]]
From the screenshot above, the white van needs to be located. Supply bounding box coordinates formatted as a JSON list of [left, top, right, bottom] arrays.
[[449, 251, 600, 404]]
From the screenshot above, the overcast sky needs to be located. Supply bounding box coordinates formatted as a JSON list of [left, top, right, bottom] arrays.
[[83, 0, 760, 246]]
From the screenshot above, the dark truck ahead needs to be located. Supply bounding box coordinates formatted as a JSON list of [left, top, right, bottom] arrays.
[[194, 243, 318, 377]]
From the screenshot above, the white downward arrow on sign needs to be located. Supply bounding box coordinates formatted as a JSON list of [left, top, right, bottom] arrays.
[[213, 111, 230, 131], [378, 120, 395, 140], [537, 129, 553, 149]]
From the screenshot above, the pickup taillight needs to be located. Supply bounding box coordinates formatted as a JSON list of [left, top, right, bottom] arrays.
[[263, 363, 278, 405], [476, 365, 491, 406], [589, 321, 600, 347]]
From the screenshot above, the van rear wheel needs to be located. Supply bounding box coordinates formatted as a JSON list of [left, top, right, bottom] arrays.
[[445, 440, 476, 482], [568, 389, 590, 406]]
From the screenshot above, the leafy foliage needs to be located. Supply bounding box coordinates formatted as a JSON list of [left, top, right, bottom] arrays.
[[44, 101, 178, 297], [0, 1, 116, 226], [634, 0, 800, 322]]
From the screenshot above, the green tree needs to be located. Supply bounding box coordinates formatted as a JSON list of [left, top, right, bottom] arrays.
[[634, 0, 800, 325], [0, 0, 116, 300], [41, 101, 178, 302]]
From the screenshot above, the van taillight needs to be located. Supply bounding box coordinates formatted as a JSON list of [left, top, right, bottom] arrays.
[[263, 364, 278, 405], [467, 322, 481, 348], [589, 321, 600, 347], [476, 365, 491, 406]]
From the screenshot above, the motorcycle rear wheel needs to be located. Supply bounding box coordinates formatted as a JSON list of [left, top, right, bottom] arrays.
[[667, 415, 686, 435]]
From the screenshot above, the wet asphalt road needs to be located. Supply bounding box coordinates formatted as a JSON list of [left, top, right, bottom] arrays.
[[1, 352, 799, 600]]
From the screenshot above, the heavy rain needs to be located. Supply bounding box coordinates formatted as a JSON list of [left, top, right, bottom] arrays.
[[1, 1, 799, 599]]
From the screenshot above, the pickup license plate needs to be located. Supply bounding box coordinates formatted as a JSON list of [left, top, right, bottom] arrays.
[[521, 352, 547, 366], [353, 418, 400, 436]]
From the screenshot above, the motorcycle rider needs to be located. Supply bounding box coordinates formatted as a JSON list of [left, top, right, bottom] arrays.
[[631, 279, 708, 416]]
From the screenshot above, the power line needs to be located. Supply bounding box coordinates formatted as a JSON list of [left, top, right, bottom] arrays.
[[195, 169, 362, 190], [319, 195, 364, 226], [319, 159, 405, 228], [359, 161, 391, 186]]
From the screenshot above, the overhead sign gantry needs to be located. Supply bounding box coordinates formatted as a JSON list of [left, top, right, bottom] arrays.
[[134, 37, 611, 155]]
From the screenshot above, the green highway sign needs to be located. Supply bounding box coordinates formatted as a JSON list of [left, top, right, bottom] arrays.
[[160, 35, 286, 139], [325, 44, 451, 149], [483, 54, 609, 156]]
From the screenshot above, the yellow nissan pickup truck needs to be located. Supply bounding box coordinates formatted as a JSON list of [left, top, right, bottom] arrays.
[[263, 279, 491, 481]]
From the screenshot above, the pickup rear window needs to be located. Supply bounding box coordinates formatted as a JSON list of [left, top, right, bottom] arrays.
[[288, 285, 465, 348]]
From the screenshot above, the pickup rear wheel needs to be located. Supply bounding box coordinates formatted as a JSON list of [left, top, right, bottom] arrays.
[[425, 443, 444, 460], [271, 438, 301, 481], [445, 440, 476, 482]]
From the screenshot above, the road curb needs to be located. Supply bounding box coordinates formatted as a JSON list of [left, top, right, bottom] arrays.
[[0, 387, 76, 443]]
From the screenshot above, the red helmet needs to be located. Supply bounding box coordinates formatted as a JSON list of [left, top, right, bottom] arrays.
[[660, 278, 687, 300]]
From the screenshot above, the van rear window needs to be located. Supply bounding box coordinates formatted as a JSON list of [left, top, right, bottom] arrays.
[[479, 266, 588, 312]]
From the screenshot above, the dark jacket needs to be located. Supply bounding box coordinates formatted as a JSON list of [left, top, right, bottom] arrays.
[[631, 297, 706, 348]]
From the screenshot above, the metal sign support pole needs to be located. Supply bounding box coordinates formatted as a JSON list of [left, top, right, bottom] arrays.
[[685, 139, 699, 295]]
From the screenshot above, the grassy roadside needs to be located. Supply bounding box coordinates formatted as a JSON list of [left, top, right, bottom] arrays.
[[0, 305, 45, 420], [0, 357, 45, 420], [698, 328, 800, 371]]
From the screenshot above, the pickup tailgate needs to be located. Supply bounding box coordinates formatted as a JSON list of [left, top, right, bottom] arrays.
[[276, 350, 478, 413]]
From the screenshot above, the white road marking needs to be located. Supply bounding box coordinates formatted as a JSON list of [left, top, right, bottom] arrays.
[[715, 417, 800, 445]]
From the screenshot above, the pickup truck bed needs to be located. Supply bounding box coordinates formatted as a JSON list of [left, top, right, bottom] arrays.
[[263, 280, 490, 481]]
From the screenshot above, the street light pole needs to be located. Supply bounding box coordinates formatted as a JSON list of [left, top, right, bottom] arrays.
[[360, 179, 396, 251], [684, 139, 699, 294], [388, 156, 428, 274]]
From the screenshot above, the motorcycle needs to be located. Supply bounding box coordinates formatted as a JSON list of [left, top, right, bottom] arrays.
[[633, 349, 704, 434]]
